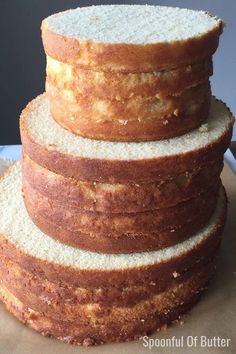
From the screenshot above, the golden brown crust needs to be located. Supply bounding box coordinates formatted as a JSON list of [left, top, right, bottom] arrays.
[[23, 179, 220, 253], [0, 252, 218, 307], [0, 259, 215, 324], [0, 202, 226, 288], [46, 56, 213, 99], [47, 81, 211, 141], [0, 268, 213, 345], [20, 95, 234, 183], [22, 153, 223, 213], [41, 24, 223, 72], [0, 288, 203, 346], [24, 205, 217, 254], [23, 179, 219, 234]]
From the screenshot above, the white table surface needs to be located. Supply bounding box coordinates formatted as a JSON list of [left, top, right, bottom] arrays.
[[0, 145, 22, 160]]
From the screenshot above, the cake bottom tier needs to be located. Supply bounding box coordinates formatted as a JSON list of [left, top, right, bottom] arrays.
[[0, 162, 227, 346]]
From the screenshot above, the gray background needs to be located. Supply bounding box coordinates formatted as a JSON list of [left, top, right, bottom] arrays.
[[1, 0, 235, 144]]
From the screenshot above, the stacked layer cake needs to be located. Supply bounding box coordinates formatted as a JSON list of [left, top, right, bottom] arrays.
[[0, 5, 234, 346]]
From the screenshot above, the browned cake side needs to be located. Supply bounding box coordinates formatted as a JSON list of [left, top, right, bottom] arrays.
[[0, 203, 225, 288], [46, 56, 213, 99], [22, 154, 223, 213], [0, 250, 218, 308], [46, 79, 211, 141], [22, 179, 219, 253], [0, 259, 215, 345]]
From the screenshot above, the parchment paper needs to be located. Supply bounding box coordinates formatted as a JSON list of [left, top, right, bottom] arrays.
[[0, 160, 235, 354]]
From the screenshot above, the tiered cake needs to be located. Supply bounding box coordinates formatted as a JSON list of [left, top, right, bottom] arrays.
[[0, 5, 234, 346]]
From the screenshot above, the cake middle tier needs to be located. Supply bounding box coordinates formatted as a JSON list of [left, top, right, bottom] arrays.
[[20, 94, 234, 253]]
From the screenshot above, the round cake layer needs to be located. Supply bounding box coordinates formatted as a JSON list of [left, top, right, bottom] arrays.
[[0, 259, 214, 345], [0, 162, 227, 287], [22, 153, 223, 213], [25, 209, 220, 254], [42, 5, 223, 72], [23, 175, 219, 253], [47, 56, 213, 99], [46, 78, 211, 142], [23, 174, 219, 234], [20, 95, 234, 183], [0, 260, 215, 323], [0, 250, 218, 308]]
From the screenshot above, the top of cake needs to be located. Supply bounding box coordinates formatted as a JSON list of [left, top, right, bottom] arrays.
[[43, 5, 221, 44]]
